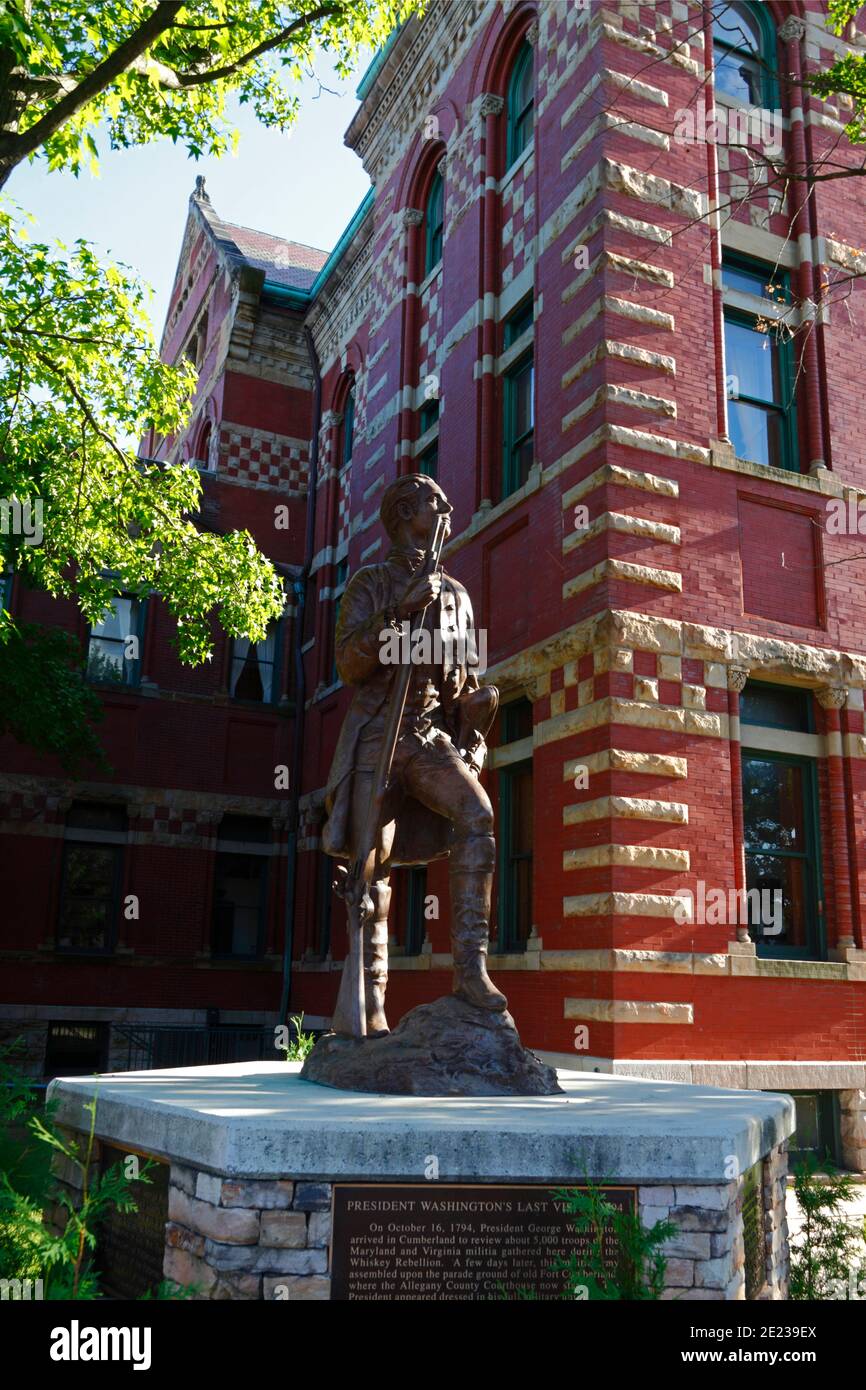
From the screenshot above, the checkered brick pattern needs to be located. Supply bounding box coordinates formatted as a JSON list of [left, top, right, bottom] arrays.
[[370, 214, 406, 335], [417, 268, 444, 383], [337, 467, 353, 551], [445, 114, 483, 227], [501, 155, 536, 289], [0, 789, 65, 825], [717, 143, 789, 237], [218, 423, 310, 495], [537, 0, 589, 117], [132, 805, 219, 840]]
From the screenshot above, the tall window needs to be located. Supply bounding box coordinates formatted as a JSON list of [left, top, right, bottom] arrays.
[[424, 169, 444, 275], [741, 683, 824, 959], [192, 420, 212, 471], [712, 2, 774, 107], [230, 622, 279, 703], [506, 40, 534, 167], [501, 298, 535, 498], [723, 256, 797, 471], [87, 595, 142, 686], [212, 815, 270, 958], [58, 802, 127, 954], [417, 398, 439, 479], [342, 383, 355, 466], [496, 698, 534, 952]]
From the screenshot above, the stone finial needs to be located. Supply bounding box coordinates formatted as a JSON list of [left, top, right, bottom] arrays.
[[479, 93, 505, 119], [525, 19, 539, 46], [401, 207, 424, 229], [193, 175, 210, 203], [816, 685, 849, 710], [778, 16, 806, 43], [727, 664, 750, 693]]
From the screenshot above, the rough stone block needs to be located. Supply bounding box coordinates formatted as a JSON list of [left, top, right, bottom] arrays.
[[293, 1182, 331, 1211], [640, 1205, 670, 1228], [196, 1172, 223, 1205], [695, 1255, 734, 1289], [260, 1211, 307, 1249], [169, 1187, 260, 1244], [165, 1221, 205, 1258], [253, 1247, 328, 1276], [221, 1179, 295, 1209], [670, 1204, 728, 1232], [264, 1275, 330, 1301], [639, 1185, 674, 1206], [164, 1244, 217, 1296], [170, 1163, 198, 1198], [661, 1232, 711, 1260], [664, 1258, 695, 1286], [212, 1272, 262, 1301], [307, 1210, 332, 1248], [673, 1183, 735, 1210]]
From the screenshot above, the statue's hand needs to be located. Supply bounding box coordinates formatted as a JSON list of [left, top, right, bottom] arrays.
[[397, 570, 441, 618]]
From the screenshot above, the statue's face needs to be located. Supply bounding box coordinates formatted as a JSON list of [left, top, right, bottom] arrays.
[[402, 480, 452, 544]]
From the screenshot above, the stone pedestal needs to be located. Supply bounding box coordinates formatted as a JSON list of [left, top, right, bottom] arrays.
[[48, 1062, 795, 1301]]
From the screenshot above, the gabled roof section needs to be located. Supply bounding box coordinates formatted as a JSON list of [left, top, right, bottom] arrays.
[[194, 179, 328, 291]]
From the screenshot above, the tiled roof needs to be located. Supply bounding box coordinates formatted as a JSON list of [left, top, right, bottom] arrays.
[[208, 213, 329, 291]]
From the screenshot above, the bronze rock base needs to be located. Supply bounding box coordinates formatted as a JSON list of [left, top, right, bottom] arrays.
[[300, 995, 563, 1096]]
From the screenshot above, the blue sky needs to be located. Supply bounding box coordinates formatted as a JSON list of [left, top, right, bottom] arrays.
[[5, 56, 371, 340]]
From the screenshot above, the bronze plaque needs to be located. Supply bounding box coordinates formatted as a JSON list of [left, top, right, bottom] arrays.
[[330, 1184, 636, 1301]]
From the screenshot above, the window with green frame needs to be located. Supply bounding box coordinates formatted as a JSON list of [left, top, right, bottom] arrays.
[[424, 169, 444, 275], [86, 593, 145, 687], [740, 682, 824, 959], [342, 382, 355, 466], [712, 2, 777, 108], [501, 299, 534, 499], [496, 697, 533, 952], [723, 254, 798, 472], [212, 815, 270, 958], [416, 398, 439, 478], [506, 40, 534, 168], [766, 1091, 841, 1167], [57, 802, 127, 954], [405, 865, 427, 955]]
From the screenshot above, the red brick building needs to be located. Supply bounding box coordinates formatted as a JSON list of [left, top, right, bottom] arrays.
[[2, 1, 865, 1170]]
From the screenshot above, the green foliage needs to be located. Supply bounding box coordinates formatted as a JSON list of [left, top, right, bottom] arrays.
[[808, 2, 866, 146], [0, 1, 421, 181], [549, 1182, 676, 1301], [788, 1153, 866, 1300], [281, 1012, 315, 1060], [0, 1041, 178, 1299]]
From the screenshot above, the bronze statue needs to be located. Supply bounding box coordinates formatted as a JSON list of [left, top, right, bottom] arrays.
[[321, 473, 506, 1037]]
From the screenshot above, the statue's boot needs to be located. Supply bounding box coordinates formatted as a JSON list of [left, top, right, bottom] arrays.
[[331, 881, 391, 1037], [449, 833, 507, 1012]]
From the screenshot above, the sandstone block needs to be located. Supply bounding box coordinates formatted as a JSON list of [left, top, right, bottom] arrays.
[[260, 1211, 307, 1248], [264, 1275, 330, 1301], [221, 1179, 295, 1209]]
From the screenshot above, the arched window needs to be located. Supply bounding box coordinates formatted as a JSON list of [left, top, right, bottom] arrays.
[[712, 2, 774, 107], [424, 169, 444, 275], [506, 40, 534, 167], [342, 381, 355, 466], [193, 420, 212, 471]]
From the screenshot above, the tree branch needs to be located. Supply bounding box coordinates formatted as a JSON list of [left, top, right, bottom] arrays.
[[0, 1, 184, 165], [174, 2, 346, 88]]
